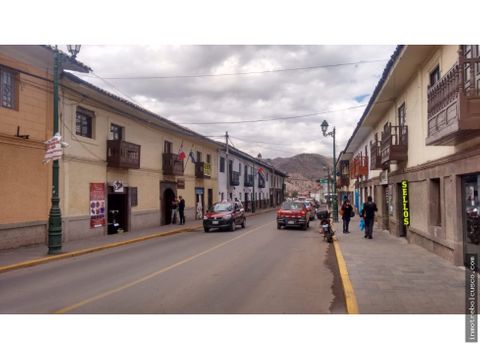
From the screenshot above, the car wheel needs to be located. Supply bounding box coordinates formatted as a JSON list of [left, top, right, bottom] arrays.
[[241, 218, 246, 228], [307, 221, 310, 228], [204, 227, 209, 233], [302, 223, 307, 231], [277, 223, 281, 229]]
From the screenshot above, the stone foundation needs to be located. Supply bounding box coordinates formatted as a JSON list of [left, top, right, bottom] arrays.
[[0, 221, 47, 250]]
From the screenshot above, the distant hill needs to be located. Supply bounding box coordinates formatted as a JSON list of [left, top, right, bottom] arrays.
[[266, 153, 333, 196], [268, 153, 333, 181]]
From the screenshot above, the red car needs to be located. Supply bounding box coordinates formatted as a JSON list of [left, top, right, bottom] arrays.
[[203, 200, 246, 232], [277, 201, 310, 230]]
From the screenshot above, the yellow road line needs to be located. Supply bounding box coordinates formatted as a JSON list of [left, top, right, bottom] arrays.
[[54, 221, 274, 314], [332, 235, 359, 314], [0, 226, 202, 274]]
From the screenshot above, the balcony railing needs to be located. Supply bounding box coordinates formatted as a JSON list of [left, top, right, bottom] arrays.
[[195, 162, 211, 178], [351, 155, 368, 178], [244, 174, 254, 187], [162, 153, 184, 176], [229, 170, 240, 186], [370, 138, 382, 170], [107, 140, 141, 169], [427, 49, 480, 145], [380, 123, 408, 165]]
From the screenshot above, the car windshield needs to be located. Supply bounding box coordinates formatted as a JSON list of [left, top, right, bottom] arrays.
[[211, 203, 233, 212], [281, 202, 303, 210]]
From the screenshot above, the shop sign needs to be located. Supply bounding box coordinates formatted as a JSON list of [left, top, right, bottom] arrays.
[[401, 180, 410, 226], [203, 162, 212, 177], [177, 179, 185, 189], [90, 183, 106, 228], [112, 180, 124, 193], [195, 187, 204, 195], [43, 133, 64, 163], [380, 170, 389, 185]]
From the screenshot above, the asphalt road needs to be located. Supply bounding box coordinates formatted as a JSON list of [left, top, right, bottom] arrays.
[[0, 211, 345, 314]]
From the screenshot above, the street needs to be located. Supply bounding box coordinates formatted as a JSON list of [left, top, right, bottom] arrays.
[[0, 211, 345, 314]]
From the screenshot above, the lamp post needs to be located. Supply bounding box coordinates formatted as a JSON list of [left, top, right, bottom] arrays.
[[48, 45, 81, 255], [321, 120, 338, 222]]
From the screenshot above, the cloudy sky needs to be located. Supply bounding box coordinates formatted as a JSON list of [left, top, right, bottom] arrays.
[[67, 45, 396, 159]]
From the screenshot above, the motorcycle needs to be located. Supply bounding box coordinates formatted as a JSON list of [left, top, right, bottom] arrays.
[[317, 210, 334, 242]]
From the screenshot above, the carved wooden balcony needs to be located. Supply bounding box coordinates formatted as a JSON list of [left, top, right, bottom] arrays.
[[229, 170, 240, 186], [352, 155, 368, 178], [380, 123, 408, 165], [162, 153, 184, 176], [195, 162, 211, 179], [370, 138, 382, 170], [244, 174, 254, 187], [107, 140, 141, 169], [427, 51, 480, 145]]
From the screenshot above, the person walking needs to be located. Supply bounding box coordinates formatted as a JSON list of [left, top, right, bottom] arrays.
[[178, 196, 186, 225], [361, 195, 378, 239], [340, 198, 354, 233], [171, 197, 178, 224]]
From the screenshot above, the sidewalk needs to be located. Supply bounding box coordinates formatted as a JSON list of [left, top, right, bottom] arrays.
[[333, 217, 466, 314], [0, 208, 275, 272]]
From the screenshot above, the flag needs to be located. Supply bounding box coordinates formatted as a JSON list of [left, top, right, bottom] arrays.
[[258, 167, 265, 175], [188, 150, 196, 164], [177, 141, 186, 161]]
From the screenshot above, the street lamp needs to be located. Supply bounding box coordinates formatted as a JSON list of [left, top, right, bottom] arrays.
[[321, 120, 338, 222], [48, 45, 82, 254]]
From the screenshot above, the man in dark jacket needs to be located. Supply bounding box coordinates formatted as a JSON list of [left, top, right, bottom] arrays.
[[178, 196, 186, 225], [362, 196, 378, 239], [341, 199, 354, 233]]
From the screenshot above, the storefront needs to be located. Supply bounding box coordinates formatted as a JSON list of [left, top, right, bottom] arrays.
[[463, 173, 480, 269]]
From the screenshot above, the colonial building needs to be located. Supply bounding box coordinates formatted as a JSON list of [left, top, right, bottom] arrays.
[[0, 46, 89, 249], [58, 72, 219, 242], [217, 144, 286, 211], [338, 45, 480, 266]]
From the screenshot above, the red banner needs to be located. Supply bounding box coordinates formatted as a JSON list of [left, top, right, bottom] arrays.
[[90, 183, 106, 228]]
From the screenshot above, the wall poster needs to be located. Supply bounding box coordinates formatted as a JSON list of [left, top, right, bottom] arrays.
[[90, 183, 106, 228]]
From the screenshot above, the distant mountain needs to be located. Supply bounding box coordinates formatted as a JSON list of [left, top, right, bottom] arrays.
[[266, 153, 333, 197], [268, 153, 333, 181]]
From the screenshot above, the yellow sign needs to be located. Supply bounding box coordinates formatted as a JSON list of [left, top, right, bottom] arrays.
[[401, 180, 410, 226], [203, 162, 211, 177]]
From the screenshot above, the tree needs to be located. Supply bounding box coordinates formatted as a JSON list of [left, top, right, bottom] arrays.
[[291, 190, 298, 198]]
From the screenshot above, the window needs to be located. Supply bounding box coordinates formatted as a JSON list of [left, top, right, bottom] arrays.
[[220, 157, 225, 172], [430, 178, 442, 226], [244, 165, 248, 175], [206, 154, 211, 164], [398, 103, 406, 128], [164, 141, 172, 154], [0, 67, 18, 110], [196, 151, 202, 162], [110, 123, 123, 140], [429, 66, 440, 87], [239, 162, 242, 175], [75, 107, 94, 138]]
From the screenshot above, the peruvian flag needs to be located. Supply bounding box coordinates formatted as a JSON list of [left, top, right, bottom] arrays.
[[178, 141, 186, 161], [258, 167, 265, 175]]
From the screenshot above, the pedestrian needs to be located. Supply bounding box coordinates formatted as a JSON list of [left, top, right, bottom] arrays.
[[196, 200, 203, 220], [171, 197, 178, 224], [340, 198, 354, 233], [361, 195, 378, 239], [178, 196, 186, 225]]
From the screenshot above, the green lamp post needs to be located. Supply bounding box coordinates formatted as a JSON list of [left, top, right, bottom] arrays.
[[48, 45, 81, 255], [321, 120, 338, 223]]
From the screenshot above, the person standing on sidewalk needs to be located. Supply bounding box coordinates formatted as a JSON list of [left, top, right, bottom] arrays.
[[340, 198, 354, 233], [171, 197, 178, 224], [178, 196, 186, 225], [361, 196, 377, 239]]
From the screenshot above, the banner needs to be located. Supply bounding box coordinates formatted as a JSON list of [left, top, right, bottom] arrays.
[[90, 183, 106, 228], [203, 162, 211, 177], [43, 133, 63, 163]]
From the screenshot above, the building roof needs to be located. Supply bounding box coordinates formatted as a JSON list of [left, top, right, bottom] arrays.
[[42, 45, 92, 73]]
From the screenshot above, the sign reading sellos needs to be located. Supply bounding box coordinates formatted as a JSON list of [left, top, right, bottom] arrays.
[[90, 183, 106, 228], [43, 133, 63, 163], [401, 180, 410, 226]]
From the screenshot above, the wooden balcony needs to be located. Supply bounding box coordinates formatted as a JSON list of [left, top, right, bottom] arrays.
[[195, 162, 211, 179], [229, 171, 240, 186], [162, 153, 184, 176], [370, 138, 382, 170], [427, 51, 480, 145], [244, 174, 254, 187], [351, 155, 368, 178], [338, 160, 350, 187], [380, 123, 408, 165], [107, 140, 141, 169]]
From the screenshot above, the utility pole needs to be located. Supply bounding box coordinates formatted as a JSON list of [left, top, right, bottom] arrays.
[[225, 131, 229, 200]]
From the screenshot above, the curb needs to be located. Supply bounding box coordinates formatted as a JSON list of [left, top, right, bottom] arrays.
[[0, 225, 202, 274], [331, 231, 360, 314], [0, 208, 276, 275]]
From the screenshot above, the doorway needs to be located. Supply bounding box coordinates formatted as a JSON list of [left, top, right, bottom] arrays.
[[162, 188, 176, 225], [207, 188, 213, 211], [107, 187, 129, 235], [462, 173, 480, 270], [195, 187, 205, 219], [397, 183, 407, 237]]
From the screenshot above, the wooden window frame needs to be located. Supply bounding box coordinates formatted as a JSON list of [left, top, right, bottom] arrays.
[[220, 157, 225, 173], [164, 140, 172, 154], [75, 107, 94, 139], [110, 123, 124, 141], [429, 65, 440, 87], [0, 67, 19, 110]]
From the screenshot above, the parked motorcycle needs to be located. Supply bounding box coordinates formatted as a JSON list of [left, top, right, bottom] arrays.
[[317, 210, 334, 242]]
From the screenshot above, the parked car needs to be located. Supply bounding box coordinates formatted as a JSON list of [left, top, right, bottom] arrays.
[[277, 201, 310, 230], [203, 200, 246, 232]]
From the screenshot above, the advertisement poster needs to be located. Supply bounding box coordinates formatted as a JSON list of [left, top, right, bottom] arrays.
[[90, 183, 106, 228]]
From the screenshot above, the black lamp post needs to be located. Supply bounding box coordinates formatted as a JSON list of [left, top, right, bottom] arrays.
[[321, 120, 338, 222], [47, 45, 82, 254]]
